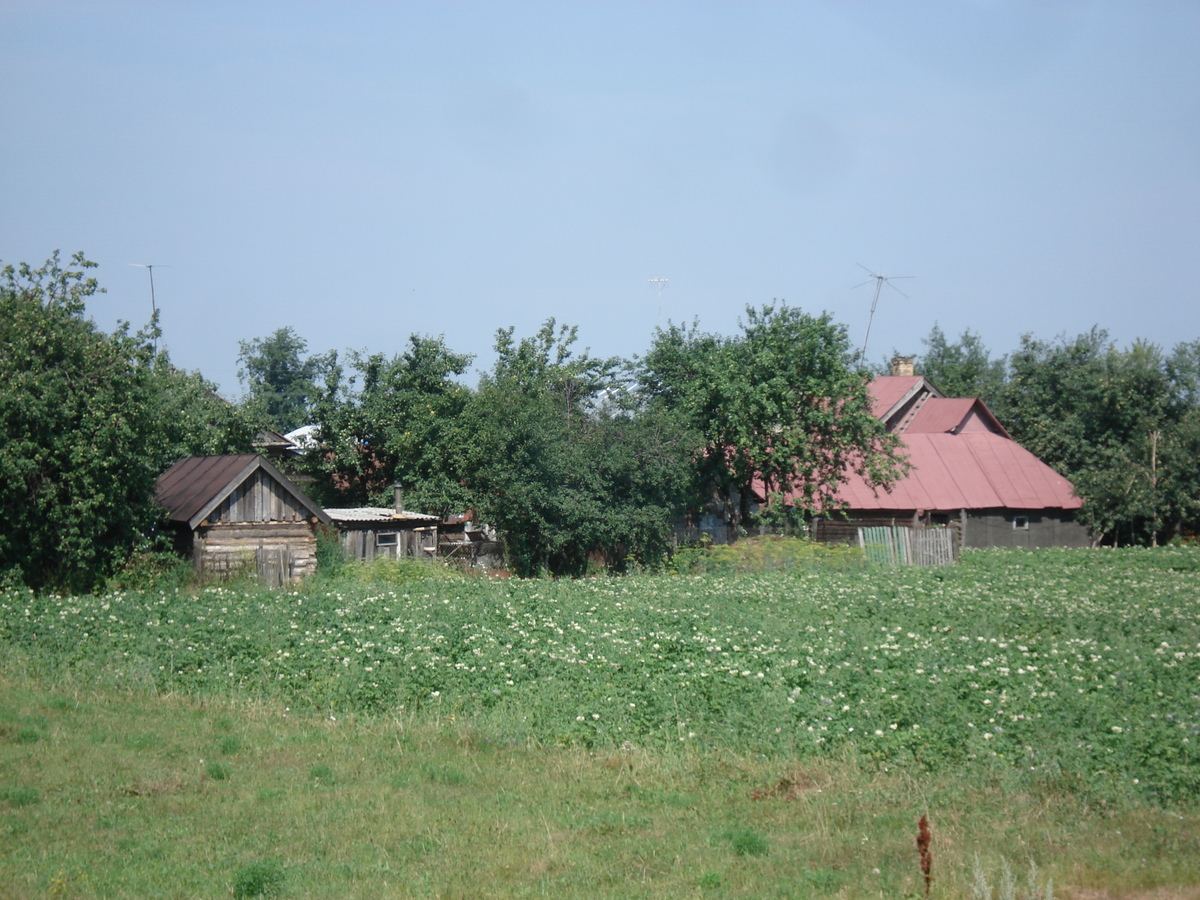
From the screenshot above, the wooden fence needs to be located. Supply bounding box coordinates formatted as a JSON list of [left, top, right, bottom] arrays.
[[857, 526, 957, 567]]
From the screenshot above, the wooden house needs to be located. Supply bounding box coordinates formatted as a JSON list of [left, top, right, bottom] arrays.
[[806, 372, 1089, 549], [157, 454, 331, 585], [325, 486, 440, 561]]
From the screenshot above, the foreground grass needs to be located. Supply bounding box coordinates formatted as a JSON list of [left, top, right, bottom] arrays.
[[2, 676, 1200, 899]]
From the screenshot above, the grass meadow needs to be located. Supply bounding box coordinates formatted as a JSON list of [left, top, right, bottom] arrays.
[[2, 545, 1199, 898]]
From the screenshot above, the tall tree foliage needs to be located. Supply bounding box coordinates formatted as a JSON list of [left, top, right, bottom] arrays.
[[237, 327, 334, 433], [640, 304, 907, 528], [304, 335, 474, 515], [916, 324, 1007, 405], [999, 329, 1200, 544], [0, 253, 252, 590], [462, 320, 696, 576]]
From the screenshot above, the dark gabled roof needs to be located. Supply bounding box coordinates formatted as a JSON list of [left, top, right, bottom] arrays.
[[156, 454, 330, 529]]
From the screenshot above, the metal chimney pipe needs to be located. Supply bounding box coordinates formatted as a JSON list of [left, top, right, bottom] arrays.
[[393, 484, 403, 516]]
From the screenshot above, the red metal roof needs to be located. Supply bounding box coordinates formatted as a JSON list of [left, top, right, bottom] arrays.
[[755, 378, 1079, 513], [832, 432, 1081, 512], [903, 398, 1010, 438], [868, 376, 926, 418]]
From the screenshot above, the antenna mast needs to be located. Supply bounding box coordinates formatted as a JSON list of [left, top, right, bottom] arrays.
[[125, 263, 170, 352], [853, 264, 912, 367]]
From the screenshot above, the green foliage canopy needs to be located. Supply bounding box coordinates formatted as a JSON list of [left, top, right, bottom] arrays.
[[998, 329, 1200, 544], [237, 326, 334, 433], [0, 252, 253, 590], [915, 323, 1007, 405], [461, 320, 697, 576], [640, 303, 907, 528], [304, 335, 474, 515]]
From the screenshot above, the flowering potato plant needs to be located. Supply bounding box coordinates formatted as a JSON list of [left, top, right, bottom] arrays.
[[3, 547, 1198, 804]]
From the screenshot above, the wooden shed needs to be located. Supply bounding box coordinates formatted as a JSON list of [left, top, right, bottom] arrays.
[[325, 487, 440, 561], [157, 454, 331, 585]]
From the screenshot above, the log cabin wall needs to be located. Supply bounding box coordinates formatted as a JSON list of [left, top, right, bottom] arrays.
[[194, 523, 318, 585]]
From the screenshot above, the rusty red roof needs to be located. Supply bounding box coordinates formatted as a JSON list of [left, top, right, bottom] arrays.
[[756, 378, 1079, 513], [868, 375, 942, 420]]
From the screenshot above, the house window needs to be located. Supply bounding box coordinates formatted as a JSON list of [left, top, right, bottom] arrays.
[[375, 531, 399, 559], [1012, 515, 1029, 531]]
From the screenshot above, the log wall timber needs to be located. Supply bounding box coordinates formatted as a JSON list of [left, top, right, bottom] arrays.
[[194, 522, 318, 584]]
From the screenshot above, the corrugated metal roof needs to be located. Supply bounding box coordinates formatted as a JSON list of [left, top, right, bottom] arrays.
[[157, 455, 261, 524], [832, 432, 1081, 511], [324, 507, 440, 523], [756, 377, 1079, 513], [156, 454, 330, 528], [868, 376, 942, 420], [903, 398, 1010, 437]]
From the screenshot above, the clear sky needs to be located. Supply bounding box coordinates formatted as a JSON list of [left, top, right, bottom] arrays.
[[3, 1, 1198, 397]]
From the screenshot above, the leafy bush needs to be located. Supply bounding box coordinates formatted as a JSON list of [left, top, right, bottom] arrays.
[[673, 535, 866, 574], [313, 525, 345, 578], [105, 551, 195, 593], [720, 826, 769, 857]]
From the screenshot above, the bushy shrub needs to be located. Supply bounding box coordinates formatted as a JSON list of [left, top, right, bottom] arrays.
[[673, 535, 865, 574], [105, 551, 194, 593]]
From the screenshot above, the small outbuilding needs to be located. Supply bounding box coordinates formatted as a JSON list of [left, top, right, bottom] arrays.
[[157, 454, 331, 585], [325, 486, 440, 561]]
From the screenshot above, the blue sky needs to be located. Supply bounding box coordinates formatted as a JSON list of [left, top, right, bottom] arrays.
[[3, 1, 1198, 396]]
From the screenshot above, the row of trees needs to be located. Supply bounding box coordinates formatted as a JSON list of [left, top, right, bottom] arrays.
[[5, 251, 1198, 589], [4, 253, 897, 587], [266, 308, 902, 576]]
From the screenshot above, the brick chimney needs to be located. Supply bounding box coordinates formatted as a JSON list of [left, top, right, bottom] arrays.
[[890, 355, 915, 377]]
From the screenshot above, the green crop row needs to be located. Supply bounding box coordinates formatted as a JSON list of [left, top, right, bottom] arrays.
[[3, 546, 1198, 805]]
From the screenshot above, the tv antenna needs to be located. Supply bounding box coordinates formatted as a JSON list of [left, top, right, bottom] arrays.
[[853, 264, 912, 366], [124, 263, 169, 352], [649, 276, 669, 329]]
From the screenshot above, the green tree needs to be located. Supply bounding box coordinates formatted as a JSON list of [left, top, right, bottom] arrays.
[[303, 335, 474, 516], [640, 303, 907, 528], [999, 329, 1200, 545], [237, 327, 333, 433], [0, 252, 255, 591], [152, 364, 257, 463], [462, 320, 696, 576], [916, 323, 1007, 404]]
